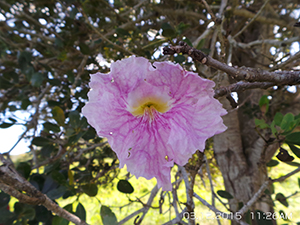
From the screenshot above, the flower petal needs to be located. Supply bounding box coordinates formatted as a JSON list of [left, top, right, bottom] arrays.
[[82, 56, 227, 191]]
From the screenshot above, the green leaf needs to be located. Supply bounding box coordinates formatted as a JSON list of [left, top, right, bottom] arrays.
[[8, 117, 17, 123], [42, 176, 58, 193], [16, 162, 31, 179], [47, 186, 68, 200], [14, 202, 24, 215], [115, 28, 130, 36], [264, 189, 271, 195], [298, 177, 300, 188], [280, 113, 294, 131], [52, 106, 65, 126], [254, 210, 273, 225], [55, 38, 64, 48], [100, 205, 118, 225], [177, 22, 190, 34], [22, 207, 36, 220], [0, 122, 14, 128], [82, 127, 96, 140], [79, 43, 90, 55], [75, 203, 86, 221], [270, 121, 277, 136], [51, 170, 67, 185], [279, 210, 290, 221], [266, 159, 279, 167], [21, 98, 31, 110], [82, 183, 98, 197], [44, 160, 60, 174], [31, 72, 44, 87], [270, 183, 275, 194], [285, 132, 300, 145], [161, 23, 176, 37], [258, 95, 269, 114], [273, 112, 283, 126], [174, 55, 186, 63], [275, 193, 288, 207], [245, 210, 252, 225], [69, 7, 79, 19], [117, 180, 134, 194], [66, 70, 74, 83], [18, 51, 32, 71], [0, 192, 10, 208], [68, 131, 85, 144], [32, 137, 51, 146], [196, 39, 205, 50], [64, 204, 73, 213], [255, 118, 269, 129], [0, 206, 15, 223], [284, 161, 300, 167], [48, 78, 61, 86], [276, 148, 294, 162], [41, 144, 57, 157], [68, 110, 80, 128], [0, 77, 13, 89], [43, 122, 61, 133], [182, 37, 193, 47], [288, 144, 300, 158], [35, 205, 53, 223], [217, 190, 233, 199], [63, 189, 77, 199], [52, 216, 69, 225], [58, 51, 67, 61]]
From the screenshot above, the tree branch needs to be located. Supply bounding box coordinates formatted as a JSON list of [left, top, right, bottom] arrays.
[[0, 165, 88, 225], [163, 42, 300, 84], [214, 81, 275, 98]]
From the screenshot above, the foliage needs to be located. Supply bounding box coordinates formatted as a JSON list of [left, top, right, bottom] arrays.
[[1, 0, 300, 225]]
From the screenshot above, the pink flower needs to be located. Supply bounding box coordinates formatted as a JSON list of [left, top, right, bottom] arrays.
[[82, 56, 227, 191]]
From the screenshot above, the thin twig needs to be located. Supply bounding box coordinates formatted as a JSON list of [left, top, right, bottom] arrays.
[[118, 185, 159, 225], [214, 81, 275, 98], [32, 145, 66, 169], [161, 207, 188, 225], [204, 155, 215, 206], [272, 166, 300, 183], [236, 179, 271, 216], [178, 166, 195, 225], [229, 36, 300, 49], [202, 0, 216, 22], [233, 0, 270, 38], [79, 8, 135, 56], [6, 85, 51, 155], [73, 55, 89, 89], [193, 193, 248, 225], [74, 142, 108, 161], [204, 155, 222, 225], [270, 50, 300, 71]]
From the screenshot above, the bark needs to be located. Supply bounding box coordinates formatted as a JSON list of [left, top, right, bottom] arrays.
[[213, 14, 278, 224]]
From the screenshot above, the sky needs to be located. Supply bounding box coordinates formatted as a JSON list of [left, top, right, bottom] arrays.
[[0, 125, 30, 155]]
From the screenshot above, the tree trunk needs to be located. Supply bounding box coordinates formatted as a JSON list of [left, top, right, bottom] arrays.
[[213, 19, 278, 224]]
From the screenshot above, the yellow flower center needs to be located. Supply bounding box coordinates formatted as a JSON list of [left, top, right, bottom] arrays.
[[130, 97, 170, 117]]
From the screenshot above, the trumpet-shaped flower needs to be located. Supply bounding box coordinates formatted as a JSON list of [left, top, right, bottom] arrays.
[[82, 56, 227, 191]]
